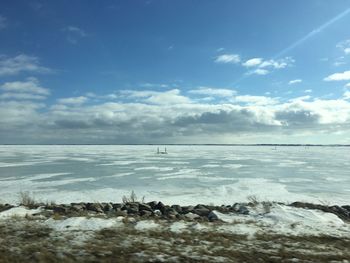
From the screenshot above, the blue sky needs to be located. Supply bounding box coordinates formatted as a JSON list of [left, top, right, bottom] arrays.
[[1, 1, 350, 144]]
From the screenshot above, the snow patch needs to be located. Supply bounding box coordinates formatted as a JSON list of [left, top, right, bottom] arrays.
[[45, 217, 123, 231]]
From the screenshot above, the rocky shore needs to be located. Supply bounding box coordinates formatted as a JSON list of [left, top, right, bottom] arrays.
[[1, 200, 349, 222], [1, 200, 350, 262]]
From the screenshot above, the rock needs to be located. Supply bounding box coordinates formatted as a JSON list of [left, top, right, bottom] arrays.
[[125, 203, 139, 214], [290, 202, 350, 221], [115, 210, 128, 217], [140, 210, 152, 217], [86, 203, 104, 213], [233, 203, 249, 215], [0, 204, 14, 212], [112, 203, 122, 210], [193, 208, 210, 217], [139, 203, 153, 212], [70, 204, 86, 212], [207, 211, 219, 222], [53, 205, 68, 214], [155, 202, 166, 213], [164, 208, 178, 218], [147, 201, 158, 210], [217, 205, 230, 213], [154, 209, 162, 216], [102, 203, 113, 212], [342, 205, 350, 212], [330, 206, 350, 220], [181, 205, 194, 214], [123, 217, 136, 224], [184, 212, 200, 220], [171, 205, 182, 213]]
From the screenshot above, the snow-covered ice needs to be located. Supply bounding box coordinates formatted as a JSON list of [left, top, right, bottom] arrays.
[[0, 145, 349, 205]]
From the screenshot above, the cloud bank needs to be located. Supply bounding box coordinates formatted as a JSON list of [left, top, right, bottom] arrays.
[[1, 86, 350, 144]]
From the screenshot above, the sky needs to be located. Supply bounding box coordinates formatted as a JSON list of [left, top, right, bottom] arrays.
[[1, 0, 350, 144]]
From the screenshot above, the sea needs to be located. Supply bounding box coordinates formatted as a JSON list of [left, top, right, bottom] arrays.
[[0, 145, 349, 205]]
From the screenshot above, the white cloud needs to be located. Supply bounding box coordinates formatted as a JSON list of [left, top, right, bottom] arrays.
[[345, 83, 350, 88], [337, 39, 350, 55], [57, 96, 88, 105], [304, 89, 312, 93], [0, 93, 46, 100], [215, 54, 240, 64], [189, 87, 236, 97], [242, 58, 262, 67], [324, 70, 350, 81], [0, 15, 7, 30], [234, 95, 279, 105], [64, 26, 87, 37], [288, 95, 311, 102], [0, 54, 51, 76], [259, 58, 292, 69], [251, 69, 269, 75], [289, 79, 302, 85], [344, 91, 350, 100], [2, 88, 350, 144], [63, 26, 87, 44], [140, 83, 170, 88], [243, 57, 294, 75], [1, 77, 50, 95], [123, 89, 191, 105]]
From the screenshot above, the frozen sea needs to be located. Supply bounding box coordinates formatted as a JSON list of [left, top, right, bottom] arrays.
[[0, 145, 349, 205]]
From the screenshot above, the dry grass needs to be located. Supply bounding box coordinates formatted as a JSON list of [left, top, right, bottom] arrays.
[[19, 191, 38, 209], [122, 190, 145, 204], [0, 217, 349, 263]]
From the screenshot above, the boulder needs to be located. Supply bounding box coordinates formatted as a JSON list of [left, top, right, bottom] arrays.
[[102, 203, 114, 212], [115, 210, 128, 217], [140, 210, 152, 217], [193, 208, 210, 217], [171, 205, 182, 213], [232, 203, 249, 215], [112, 203, 122, 210], [139, 203, 153, 212], [147, 201, 158, 210], [125, 203, 139, 214], [155, 202, 166, 213], [0, 204, 14, 212], [184, 212, 200, 220], [181, 205, 194, 214], [53, 205, 68, 214], [86, 203, 104, 213], [207, 211, 219, 222]]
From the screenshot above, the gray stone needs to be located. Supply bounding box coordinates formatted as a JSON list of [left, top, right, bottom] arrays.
[[193, 208, 210, 217], [155, 201, 166, 212], [139, 203, 153, 212], [171, 205, 182, 213], [233, 203, 249, 215], [126, 203, 139, 214], [154, 209, 162, 216], [140, 210, 152, 217], [53, 205, 68, 214], [147, 201, 158, 209], [112, 203, 122, 210], [86, 203, 104, 213], [207, 211, 219, 222], [181, 205, 194, 214], [70, 204, 85, 212], [184, 212, 200, 220], [103, 203, 113, 212], [115, 210, 128, 217]]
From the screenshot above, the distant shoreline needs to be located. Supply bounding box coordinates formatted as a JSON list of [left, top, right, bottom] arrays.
[[1, 144, 350, 147]]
